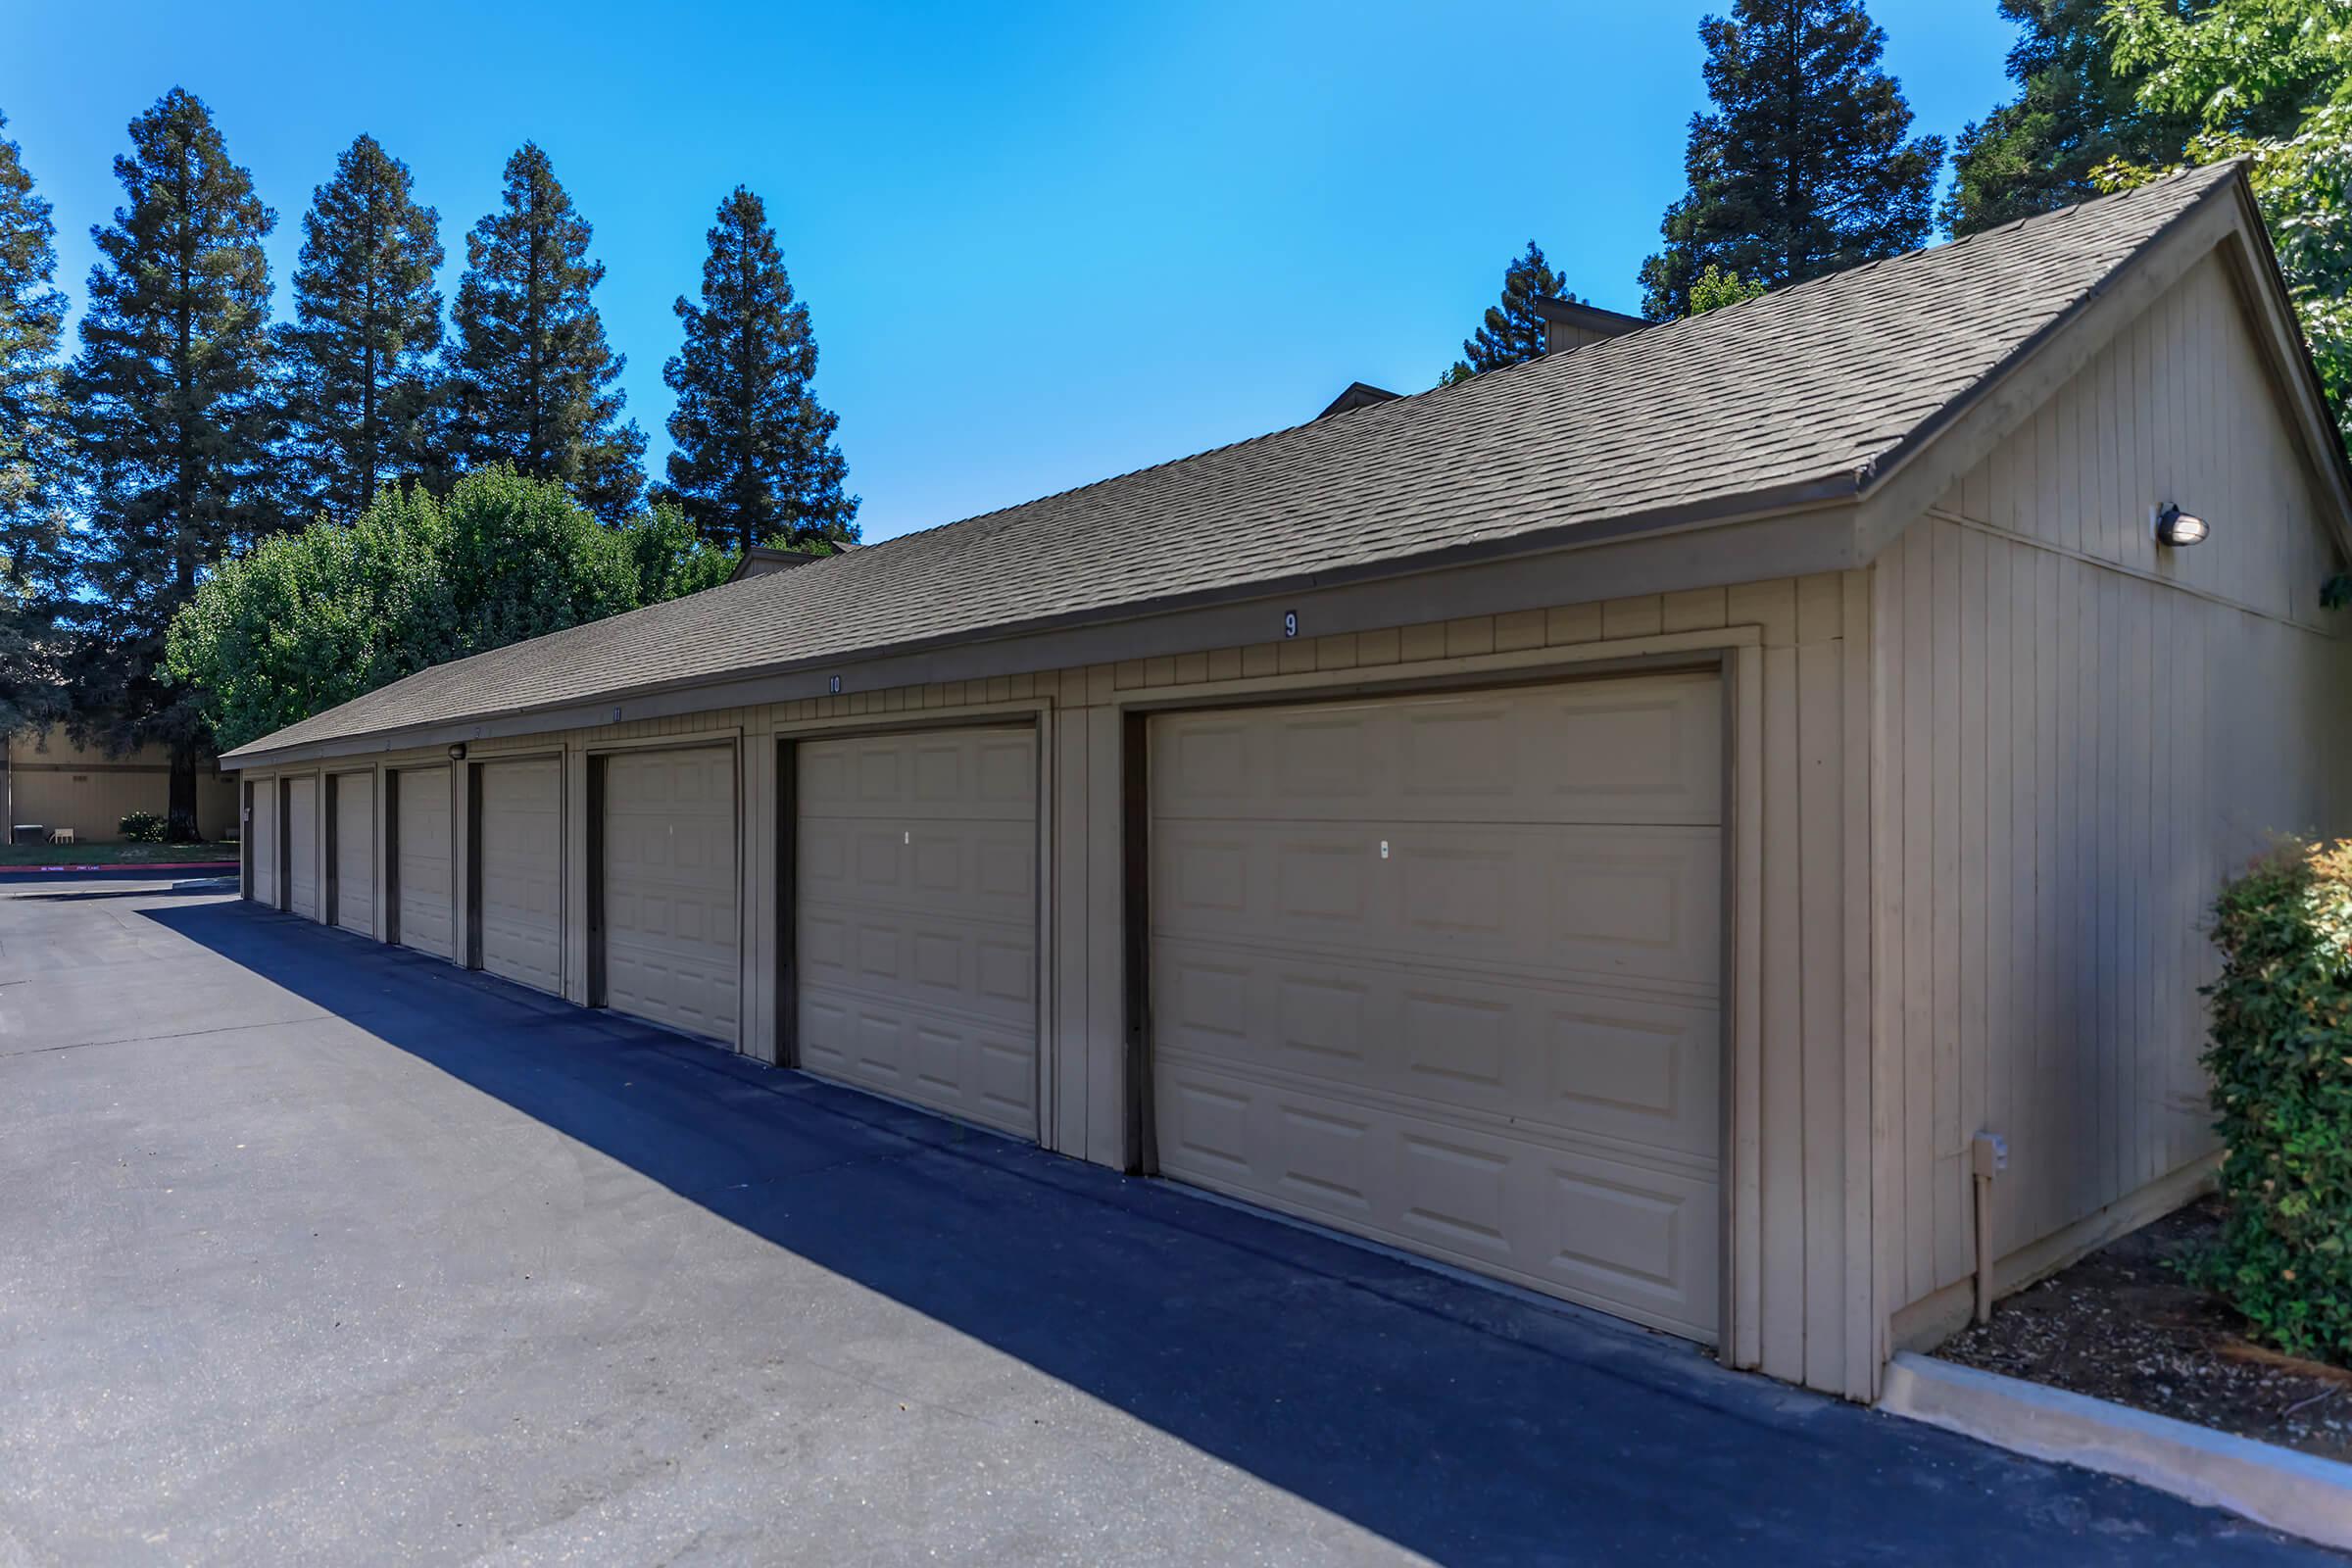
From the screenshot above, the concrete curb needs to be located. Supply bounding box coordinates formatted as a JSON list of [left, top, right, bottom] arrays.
[[1879, 1350, 2352, 1550]]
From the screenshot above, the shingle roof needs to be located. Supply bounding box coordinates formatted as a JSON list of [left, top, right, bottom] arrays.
[[224, 162, 2242, 762]]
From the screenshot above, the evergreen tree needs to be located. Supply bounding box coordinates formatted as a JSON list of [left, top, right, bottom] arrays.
[[657, 187, 857, 552], [61, 88, 279, 836], [279, 134, 445, 521], [0, 111, 69, 734], [1639, 0, 1945, 320], [1443, 242, 1571, 385], [1941, 1, 2200, 236], [449, 144, 644, 521]]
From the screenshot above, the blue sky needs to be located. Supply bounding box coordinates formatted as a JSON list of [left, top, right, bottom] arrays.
[[6, 2, 2019, 543]]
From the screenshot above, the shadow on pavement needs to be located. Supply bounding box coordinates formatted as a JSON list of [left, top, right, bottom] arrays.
[[130, 896, 2312, 1567]]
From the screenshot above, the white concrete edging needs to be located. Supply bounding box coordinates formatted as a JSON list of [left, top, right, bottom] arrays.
[[1879, 1350, 2352, 1550]]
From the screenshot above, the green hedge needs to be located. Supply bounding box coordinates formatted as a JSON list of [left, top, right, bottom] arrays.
[[2202, 838, 2352, 1363]]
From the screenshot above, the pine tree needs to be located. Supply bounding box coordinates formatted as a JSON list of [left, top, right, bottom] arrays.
[[1942, 1, 2199, 236], [657, 186, 857, 552], [61, 88, 279, 836], [449, 143, 644, 521], [1639, 0, 1945, 320], [279, 134, 444, 521], [1443, 241, 1572, 385], [0, 110, 69, 734]]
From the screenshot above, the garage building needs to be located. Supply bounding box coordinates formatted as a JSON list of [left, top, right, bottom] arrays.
[[220, 164, 2352, 1400]]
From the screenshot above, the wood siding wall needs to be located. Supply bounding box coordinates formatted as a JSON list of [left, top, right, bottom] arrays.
[[1873, 250, 2352, 1335], [236, 573, 1875, 1397]]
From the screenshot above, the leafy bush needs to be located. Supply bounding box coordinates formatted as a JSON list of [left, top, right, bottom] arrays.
[[166, 468, 737, 752], [2200, 837, 2352, 1362], [119, 810, 168, 844]]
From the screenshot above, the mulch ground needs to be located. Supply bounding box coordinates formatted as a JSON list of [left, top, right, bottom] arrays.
[[1936, 1198, 2352, 1464]]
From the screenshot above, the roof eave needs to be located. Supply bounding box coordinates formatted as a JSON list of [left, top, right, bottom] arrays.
[[217, 474, 1865, 770]]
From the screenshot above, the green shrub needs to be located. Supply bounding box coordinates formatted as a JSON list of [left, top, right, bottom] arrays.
[[2201, 837, 2352, 1363], [119, 810, 168, 844]]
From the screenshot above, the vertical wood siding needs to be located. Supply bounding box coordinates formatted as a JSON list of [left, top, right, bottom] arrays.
[[1874, 250, 2352, 1324]]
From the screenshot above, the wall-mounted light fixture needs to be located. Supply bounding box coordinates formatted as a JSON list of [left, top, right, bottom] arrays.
[[2153, 503, 2209, 548], [447, 742, 467, 761]]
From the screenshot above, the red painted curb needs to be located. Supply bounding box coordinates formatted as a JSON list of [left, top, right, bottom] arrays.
[[0, 860, 239, 874]]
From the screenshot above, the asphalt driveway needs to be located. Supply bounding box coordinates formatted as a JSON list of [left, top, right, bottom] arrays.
[[0, 879, 2329, 1565]]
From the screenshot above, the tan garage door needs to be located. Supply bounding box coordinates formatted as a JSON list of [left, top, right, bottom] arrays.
[[250, 781, 277, 906], [476, 757, 564, 996], [395, 766, 455, 960], [796, 726, 1038, 1137], [1150, 673, 1724, 1342], [286, 776, 320, 922], [604, 747, 739, 1043], [333, 771, 375, 936]]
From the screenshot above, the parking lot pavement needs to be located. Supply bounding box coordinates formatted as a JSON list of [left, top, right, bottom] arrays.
[[0, 880, 2329, 1565]]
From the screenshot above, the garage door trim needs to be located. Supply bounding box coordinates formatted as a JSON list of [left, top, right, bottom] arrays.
[[779, 710, 1053, 1140], [1124, 658, 1739, 1343], [587, 737, 745, 1045]]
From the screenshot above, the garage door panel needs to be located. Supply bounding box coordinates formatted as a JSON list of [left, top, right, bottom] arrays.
[[799, 817, 1035, 925], [1157, 1058, 1719, 1340], [1151, 674, 1720, 826], [250, 785, 277, 905], [797, 726, 1039, 1137], [802, 907, 1032, 1028], [478, 758, 564, 997], [604, 748, 738, 1043], [1154, 942, 1717, 1159], [286, 777, 319, 921], [1155, 819, 1718, 989], [396, 766, 455, 960], [800, 730, 1035, 820], [798, 983, 1035, 1135], [1152, 675, 1723, 1343], [334, 772, 375, 936]]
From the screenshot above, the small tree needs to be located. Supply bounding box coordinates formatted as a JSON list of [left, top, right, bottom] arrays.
[[1444, 241, 1570, 384], [1687, 264, 1766, 316]]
